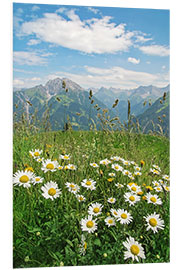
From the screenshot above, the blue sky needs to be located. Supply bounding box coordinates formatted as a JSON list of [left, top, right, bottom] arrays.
[[13, 3, 169, 89]]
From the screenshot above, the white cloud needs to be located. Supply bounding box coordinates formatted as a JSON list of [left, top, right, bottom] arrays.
[[128, 57, 140, 64], [87, 7, 100, 14], [13, 79, 24, 87], [27, 39, 41, 46], [13, 51, 48, 66], [32, 5, 40, 12], [19, 11, 136, 54], [139, 45, 169, 56]]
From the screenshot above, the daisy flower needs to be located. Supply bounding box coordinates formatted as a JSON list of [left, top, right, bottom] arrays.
[[80, 215, 97, 233], [41, 181, 61, 200], [146, 193, 162, 205], [134, 171, 142, 176], [90, 162, 99, 168], [59, 154, 71, 160], [29, 149, 43, 159], [65, 182, 80, 194], [36, 157, 44, 163], [31, 176, 44, 185], [128, 175, 135, 180], [13, 170, 35, 188], [134, 166, 141, 172], [154, 186, 163, 192], [123, 160, 131, 166], [107, 197, 116, 204], [163, 185, 170, 192], [104, 216, 116, 227], [67, 164, 77, 170], [41, 159, 59, 173], [112, 163, 123, 172], [88, 202, 103, 216], [115, 182, 124, 189], [152, 181, 160, 187], [124, 192, 140, 206], [108, 172, 116, 177], [117, 209, 133, 224], [110, 208, 120, 219], [123, 236, 146, 262], [127, 183, 141, 194], [153, 164, 161, 172], [100, 158, 111, 165], [162, 174, 170, 181], [123, 170, 132, 177], [58, 165, 64, 170], [76, 194, 86, 202], [81, 179, 96, 190], [144, 212, 164, 233], [110, 156, 121, 161], [79, 235, 87, 256], [150, 168, 160, 175]]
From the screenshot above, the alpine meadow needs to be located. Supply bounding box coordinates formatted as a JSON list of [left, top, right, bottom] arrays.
[[13, 3, 170, 268]]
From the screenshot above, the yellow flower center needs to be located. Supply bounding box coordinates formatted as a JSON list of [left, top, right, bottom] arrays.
[[70, 184, 75, 188], [150, 197, 157, 203], [48, 188, 56, 196], [113, 211, 118, 216], [64, 155, 69, 159], [19, 175, 29, 183], [46, 163, 55, 170], [34, 151, 40, 157], [35, 177, 40, 182], [79, 196, 84, 201], [93, 163, 97, 166], [108, 219, 113, 224], [130, 245, 140, 255], [86, 221, 94, 228], [86, 181, 92, 186], [129, 196, 135, 202], [115, 166, 119, 170], [121, 213, 127, 219], [93, 207, 100, 213], [131, 187, 137, 192], [125, 171, 129, 175], [84, 242, 87, 249], [149, 218, 157, 227], [110, 198, 114, 202]]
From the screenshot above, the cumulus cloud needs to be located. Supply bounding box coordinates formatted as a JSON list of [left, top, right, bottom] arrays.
[[128, 57, 140, 64], [13, 51, 48, 66], [87, 7, 101, 14], [18, 11, 136, 54], [139, 45, 169, 56], [27, 39, 41, 46]]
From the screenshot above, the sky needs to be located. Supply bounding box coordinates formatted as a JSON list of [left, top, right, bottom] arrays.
[[13, 2, 170, 90]]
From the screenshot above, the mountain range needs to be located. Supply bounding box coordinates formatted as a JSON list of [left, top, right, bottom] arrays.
[[13, 77, 169, 134]]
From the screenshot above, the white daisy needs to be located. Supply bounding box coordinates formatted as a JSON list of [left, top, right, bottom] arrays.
[[127, 183, 141, 194], [76, 194, 86, 202], [128, 175, 135, 180], [144, 212, 165, 233], [29, 149, 43, 159], [80, 215, 97, 233], [108, 172, 116, 177], [116, 209, 133, 224], [81, 179, 96, 190], [41, 159, 59, 173], [134, 166, 141, 171], [162, 174, 170, 181], [123, 236, 146, 262], [163, 185, 170, 192], [90, 162, 99, 168], [107, 197, 116, 204], [88, 202, 103, 216], [115, 183, 124, 189], [123, 170, 132, 177], [65, 182, 80, 194], [154, 186, 163, 192], [79, 235, 87, 256], [31, 176, 44, 185], [123, 160, 131, 166], [104, 216, 116, 227], [134, 171, 142, 176], [112, 163, 123, 172], [110, 208, 120, 219], [67, 164, 77, 170], [13, 170, 35, 188], [124, 192, 140, 206], [100, 158, 111, 165], [110, 156, 121, 161], [152, 181, 160, 187], [41, 181, 61, 200], [153, 164, 161, 172], [59, 154, 71, 160], [146, 193, 162, 205], [150, 168, 160, 175]]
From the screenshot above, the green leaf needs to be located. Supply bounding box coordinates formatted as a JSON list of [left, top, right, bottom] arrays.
[[94, 238, 101, 247]]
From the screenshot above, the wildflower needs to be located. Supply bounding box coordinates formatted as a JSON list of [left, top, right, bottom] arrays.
[[88, 202, 103, 216], [140, 160, 145, 167], [59, 154, 71, 160], [65, 182, 80, 194], [104, 216, 116, 227], [79, 235, 87, 255], [13, 170, 35, 188], [152, 181, 160, 187], [29, 149, 43, 159], [116, 209, 133, 224], [81, 179, 96, 190], [153, 164, 161, 172], [90, 162, 99, 168], [134, 166, 141, 171], [41, 181, 61, 200], [144, 212, 164, 233], [110, 156, 121, 161], [163, 185, 170, 192], [76, 194, 86, 202], [134, 171, 142, 176], [110, 208, 120, 218], [123, 160, 131, 166], [162, 174, 170, 181], [58, 165, 64, 170], [107, 197, 116, 204], [107, 178, 114, 182], [108, 172, 116, 177], [154, 186, 163, 192], [127, 183, 141, 194], [146, 193, 162, 205], [122, 170, 132, 177], [67, 164, 77, 170], [80, 215, 97, 233], [145, 185, 153, 192], [124, 192, 140, 206], [123, 237, 146, 262], [25, 167, 34, 172], [100, 159, 111, 165], [150, 168, 160, 175], [115, 183, 124, 189], [41, 159, 59, 173], [112, 163, 123, 172], [31, 176, 44, 185], [142, 196, 147, 200]]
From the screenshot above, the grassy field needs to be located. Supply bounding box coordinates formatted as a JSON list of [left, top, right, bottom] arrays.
[[13, 129, 170, 268]]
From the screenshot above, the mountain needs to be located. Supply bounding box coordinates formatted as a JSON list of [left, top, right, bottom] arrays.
[[135, 91, 170, 136], [13, 78, 114, 131], [94, 84, 170, 122]]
